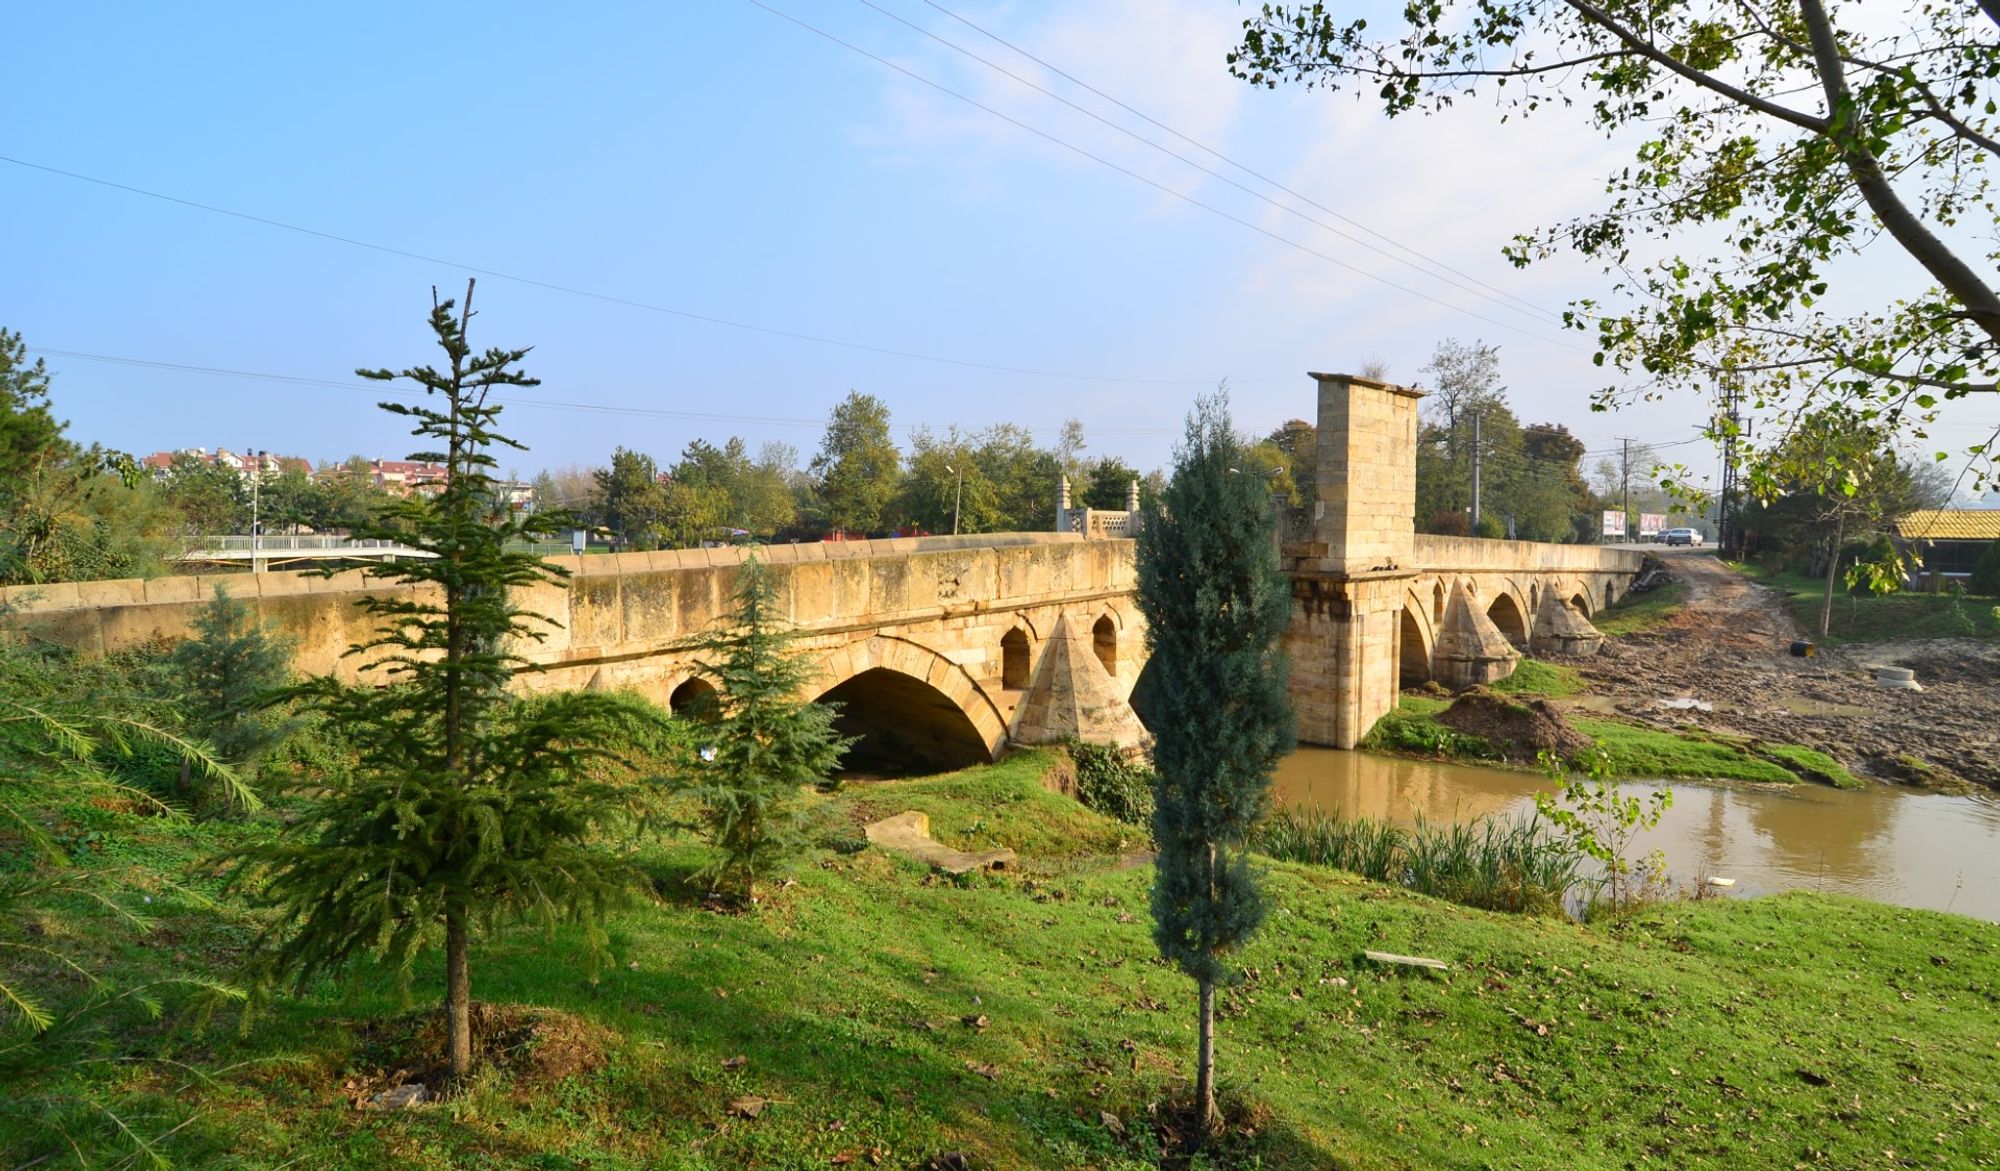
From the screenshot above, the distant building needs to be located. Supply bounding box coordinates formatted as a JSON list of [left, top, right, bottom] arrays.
[[367, 458, 450, 496], [1893, 509, 2000, 584], [137, 447, 304, 482]]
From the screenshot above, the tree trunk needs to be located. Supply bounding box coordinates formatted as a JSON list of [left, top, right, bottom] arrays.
[[445, 903, 473, 1080], [1194, 977, 1220, 1146], [1819, 514, 1846, 639]]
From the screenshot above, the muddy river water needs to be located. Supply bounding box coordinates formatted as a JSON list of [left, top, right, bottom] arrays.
[[1273, 748, 2000, 922]]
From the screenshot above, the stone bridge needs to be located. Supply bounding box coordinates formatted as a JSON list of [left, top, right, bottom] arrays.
[[0, 373, 1644, 761], [0, 534, 1146, 774]]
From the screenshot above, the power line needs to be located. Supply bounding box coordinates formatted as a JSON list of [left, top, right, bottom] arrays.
[[853, 0, 1564, 330], [742, 0, 1589, 352], [0, 153, 1288, 389], [912, 0, 1564, 327], [25, 345, 1185, 437]]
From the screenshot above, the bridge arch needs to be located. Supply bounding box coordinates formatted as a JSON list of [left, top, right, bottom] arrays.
[[1398, 602, 1433, 687], [669, 674, 718, 720], [1486, 591, 1530, 648], [1091, 613, 1119, 678], [810, 636, 1006, 775]]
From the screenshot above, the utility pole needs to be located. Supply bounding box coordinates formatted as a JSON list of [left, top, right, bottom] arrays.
[[1470, 412, 1483, 531], [1717, 379, 1745, 556], [1621, 437, 1632, 543], [249, 448, 265, 573]]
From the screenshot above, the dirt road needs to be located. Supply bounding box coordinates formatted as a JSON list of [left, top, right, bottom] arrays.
[[1573, 549, 2000, 791]]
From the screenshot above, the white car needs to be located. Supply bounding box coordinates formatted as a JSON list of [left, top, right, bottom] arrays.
[[1661, 527, 1703, 546]]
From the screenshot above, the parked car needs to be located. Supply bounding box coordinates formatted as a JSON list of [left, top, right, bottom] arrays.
[[1662, 527, 1703, 546]]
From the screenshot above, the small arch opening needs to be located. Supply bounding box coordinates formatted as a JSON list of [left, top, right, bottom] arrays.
[[1604, 581, 1616, 609], [1570, 592, 1591, 617], [1129, 657, 1162, 731], [816, 667, 988, 776], [670, 676, 719, 721], [1001, 627, 1031, 689], [1399, 607, 1431, 688], [1487, 594, 1530, 648], [1092, 615, 1118, 677], [1433, 581, 1445, 622]]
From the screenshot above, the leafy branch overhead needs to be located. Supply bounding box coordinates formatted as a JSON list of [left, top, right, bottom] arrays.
[[1232, 0, 2000, 489]]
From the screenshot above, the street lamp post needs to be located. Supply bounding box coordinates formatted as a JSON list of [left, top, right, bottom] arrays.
[[249, 449, 264, 573], [945, 463, 963, 535]]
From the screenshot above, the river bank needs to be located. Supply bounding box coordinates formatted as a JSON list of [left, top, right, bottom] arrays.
[[1573, 550, 2000, 791], [16, 749, 2000, 1170]]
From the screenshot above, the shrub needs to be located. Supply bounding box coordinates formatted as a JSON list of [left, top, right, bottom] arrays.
[[1066, 740, 1155, 827], [1971, 539, 2000, 598]]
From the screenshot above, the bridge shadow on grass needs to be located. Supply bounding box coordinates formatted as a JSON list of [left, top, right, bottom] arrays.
[[240, 866, 1338, 1169]]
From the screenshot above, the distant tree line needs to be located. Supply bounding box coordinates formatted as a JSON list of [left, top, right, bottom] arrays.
[[538, 391, 1162, 551]]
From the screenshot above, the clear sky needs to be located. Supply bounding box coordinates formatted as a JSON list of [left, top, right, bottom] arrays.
[[4, 1, 1992, 494]]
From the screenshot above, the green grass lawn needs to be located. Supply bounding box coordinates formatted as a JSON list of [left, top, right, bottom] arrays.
[[1731, 560, 2000, 643], [1487, 657, 1586, 698], [14, 753, 1998, 1169], [1593, 581, 1690, 636]]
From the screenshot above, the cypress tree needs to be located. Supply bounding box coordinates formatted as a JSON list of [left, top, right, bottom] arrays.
[[1136, 391, 1295, 1141], [679, 556, 850, 904], [229, 283, 669, 1081]]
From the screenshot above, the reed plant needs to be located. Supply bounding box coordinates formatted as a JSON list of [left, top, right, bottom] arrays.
[[1257, 806, 1584, 916]]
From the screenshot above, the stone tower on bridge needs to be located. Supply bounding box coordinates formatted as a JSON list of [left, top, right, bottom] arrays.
[[1280, 373, 1426, 749]]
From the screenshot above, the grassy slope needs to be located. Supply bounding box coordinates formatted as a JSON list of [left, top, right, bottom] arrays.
[[1731, 561, 2000, 643], [1593, 581, 1689, 636], [20, 755, 2000, 1170]]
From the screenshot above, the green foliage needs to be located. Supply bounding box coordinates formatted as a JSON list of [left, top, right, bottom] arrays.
[[226, 285, 671, 1079], [1971, 539, 2000, 598], [1066, 740, 1155, 828], [1593, 582, 1689, 636], [1359, 707, 1502, 760], [676, 556, 850, 902], [1231, 1, 2000, 493], [167, 586, 296, 804], [1260, 807, 1585, 916], [593, 446, 670, 549], [0, 327, 67, 482], [1536, 750, 1674, 914], [811, 391, 900, 534], [1136, 390, 1294, 1135], [162, 452, 248, 533]]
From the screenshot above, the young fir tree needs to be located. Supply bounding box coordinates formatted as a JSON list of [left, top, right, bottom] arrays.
[[168, 584, 296, 804], [680, 556, 849, 903], [1135, 392, 1295, 1142], [229, 283, 668, 1081]]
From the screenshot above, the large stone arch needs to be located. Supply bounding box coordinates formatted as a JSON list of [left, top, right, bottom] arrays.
[[810, 635, 1007, 774]]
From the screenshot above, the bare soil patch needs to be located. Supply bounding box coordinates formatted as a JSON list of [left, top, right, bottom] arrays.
[[1437, 688, 1592, 761], [340, 1002, 618, 1105], [1576, 551, 2000, 790]]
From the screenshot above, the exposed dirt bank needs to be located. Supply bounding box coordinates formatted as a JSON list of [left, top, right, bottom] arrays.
[[1570, 550, 2000, 791]]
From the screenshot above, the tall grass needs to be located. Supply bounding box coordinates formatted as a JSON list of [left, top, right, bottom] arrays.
[[1257, 806, 1585, 916]]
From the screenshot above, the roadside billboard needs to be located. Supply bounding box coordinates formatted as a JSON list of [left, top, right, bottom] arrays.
[[1639, 513, 1666, 538], [1602, 510, 1627, 538]]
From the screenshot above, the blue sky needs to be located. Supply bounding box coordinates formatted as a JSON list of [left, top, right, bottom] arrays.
[[4, 1, 1991, 492]]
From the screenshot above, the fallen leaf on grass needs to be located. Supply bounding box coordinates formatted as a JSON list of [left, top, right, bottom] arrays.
[[965, 1061, 999, 1079], [720, 1055, 747, 1071], [961, 1014, 989, 1030], [728, 1094, 768, 1119], [1100, 1110, 1127, 1138]]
